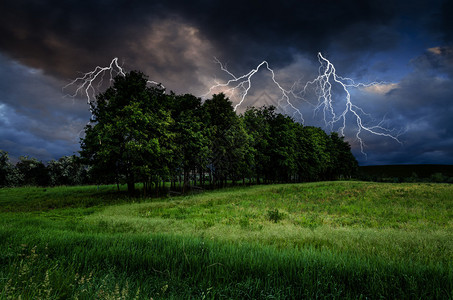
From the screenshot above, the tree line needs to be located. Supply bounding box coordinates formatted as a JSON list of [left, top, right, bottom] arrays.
[[0, 153, 88, 187], [0, 71, 358, 191], [80, 71, 358, 194]]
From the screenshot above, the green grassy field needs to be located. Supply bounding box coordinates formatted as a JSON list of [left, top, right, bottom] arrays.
[[0, 181, 452, 299]]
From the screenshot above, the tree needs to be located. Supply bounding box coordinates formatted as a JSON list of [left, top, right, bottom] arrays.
[[0, 150, 13, 187], [202, 93, 239, 186], [80, 71, 172, 194], [327, 132, 358, 179], [297, 126, 331, 181], [243, 106, 271, 183], [15, 156, 49, 186], [47, 155, 88, 186], [224, 118, 254, 184], [267, 113, 298, 182], [167, 93, 210, 192]]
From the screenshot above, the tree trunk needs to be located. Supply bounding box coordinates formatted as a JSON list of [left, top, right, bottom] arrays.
[[183, 170, 189, 193], [127, 180, 135, 194], [155, 179, 159, 197]]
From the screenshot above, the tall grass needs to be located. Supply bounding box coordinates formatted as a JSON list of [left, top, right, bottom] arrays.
[[0, 181, 452, 298], [1, 231, 451, 299]]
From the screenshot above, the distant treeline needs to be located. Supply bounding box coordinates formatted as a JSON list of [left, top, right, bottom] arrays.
[[0, 71, 359, 190], [358, 165, 453, 183], [0, 153, 88, 187]]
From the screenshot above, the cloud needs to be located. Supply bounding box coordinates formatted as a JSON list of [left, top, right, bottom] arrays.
[[0, 0, 412, 80], [363, 83, 398, 94], [439, 0, 453, 43], [412, 46, 453, 76], [126, 18, 217, 95], [0, 54, 89, 161], [352, 48, 453, 165]]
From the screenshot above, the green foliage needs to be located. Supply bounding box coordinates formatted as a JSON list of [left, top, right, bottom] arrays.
[[15, 156, 50, 186], [328, 132, 358, 179], [0, 151, 90, 188], [202, 93, 241, 186], [47, 155, 88, 186], [0, 150, 15, 187], [80, 71, 171, 193], [167, 93, 210, 192], [243, 106, 358, 183]]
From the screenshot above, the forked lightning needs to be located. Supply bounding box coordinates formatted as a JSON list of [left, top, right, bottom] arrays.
[[207, 52, 402, 156]]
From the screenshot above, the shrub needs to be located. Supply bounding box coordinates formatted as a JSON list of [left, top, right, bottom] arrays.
[[267, 208, 283, 223]]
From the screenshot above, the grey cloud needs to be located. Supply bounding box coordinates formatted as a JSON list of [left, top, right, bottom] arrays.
[[0, 0, 420, 79], [0, 54, 89, 161], [351, 49, 453, 165]]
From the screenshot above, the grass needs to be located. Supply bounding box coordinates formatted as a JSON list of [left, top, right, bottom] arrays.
[[0, 184, 135, 212], [0, 181, 452, 298]]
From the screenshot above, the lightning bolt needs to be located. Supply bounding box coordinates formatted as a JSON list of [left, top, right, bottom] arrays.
[[64, 58, 164, 116], [202, 58, 305, 121], [205, 52, 403, 156]]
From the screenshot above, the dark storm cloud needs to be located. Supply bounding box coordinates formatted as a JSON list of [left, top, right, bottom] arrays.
[[0, 1, 157, 78], [164, 0, 400, 66], [440, 0, 453, 43], [411, 46, 453, 76], [352, 47, 453, 165], [0, 0, 420, 79], [0, 54, 89, 161]]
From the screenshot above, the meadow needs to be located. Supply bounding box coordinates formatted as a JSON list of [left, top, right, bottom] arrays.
[[0, 181, 452, 299]]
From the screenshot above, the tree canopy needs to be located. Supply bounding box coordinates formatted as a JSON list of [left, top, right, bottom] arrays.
[[78, 71, 358, 194]]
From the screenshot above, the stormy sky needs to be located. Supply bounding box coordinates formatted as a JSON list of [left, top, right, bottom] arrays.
[[1, 0, 453, 165]]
